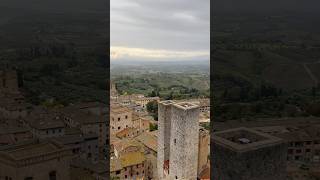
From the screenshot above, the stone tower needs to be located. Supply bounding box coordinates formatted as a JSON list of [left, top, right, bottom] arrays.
[[0, 68, 19, 94], [158, 101, 200, 180], [157, 100, 174, 179], [198, 128, 210, 175], [212, 127, 287, 180]]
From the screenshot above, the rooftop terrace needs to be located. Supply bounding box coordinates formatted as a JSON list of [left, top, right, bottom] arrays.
[[213, 127, 284, 152], [173, 102, 199, 110]]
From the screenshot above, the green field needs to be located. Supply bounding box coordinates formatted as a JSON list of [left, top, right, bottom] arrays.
[[111, 62, 210, 100], [0, 5, 108, 105], [212, 13, 320, 121]]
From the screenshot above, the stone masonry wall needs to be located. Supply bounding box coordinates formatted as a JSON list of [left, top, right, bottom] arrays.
[[212, 141, 287, 180], [169, 105, 199, 180], [157, 101, 173, 179]]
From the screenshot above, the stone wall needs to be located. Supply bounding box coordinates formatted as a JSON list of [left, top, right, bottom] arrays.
[[157, 101, 174, 179], [198, 129, 209, 174], [169, 104, 199, 180], [212, 141, 287, 180]]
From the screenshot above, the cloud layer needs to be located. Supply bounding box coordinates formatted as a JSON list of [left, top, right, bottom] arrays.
[[111, 46, 209, 61], [111, 0, 210, 61]]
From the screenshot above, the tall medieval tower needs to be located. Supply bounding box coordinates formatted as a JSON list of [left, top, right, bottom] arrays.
[[157, 100, 174, 179], [0, 68, 19, 95], [158, 101, 200, 180]]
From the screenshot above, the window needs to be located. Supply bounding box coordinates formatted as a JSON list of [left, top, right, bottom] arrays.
[[118, 127, 121, 130], [125, 175, 127, 178], [49, 171, 56, 180], [116, 171, 121, 175], [295, 142, 303, 147], [137, 172, 139, 175], [306, 149, 311, 153], [174, 139, 176, 145], [118, 117, 120, 121], [125, 115, 128, 119], [306, 141, 312, 145], [176, 176, 178, 179]]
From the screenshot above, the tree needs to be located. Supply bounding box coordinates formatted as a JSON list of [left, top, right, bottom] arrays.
[[147, 101, 158, 121], [166, 91, 174, 100], [149, 90, 157, 97], [146, 101, 158, 114], [149, 123, 158, 131]]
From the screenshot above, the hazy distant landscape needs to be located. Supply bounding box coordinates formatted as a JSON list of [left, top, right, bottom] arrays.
[[213, 12, 320, 121], [0, 1, 108, 105], [111, 60, 210, 99]]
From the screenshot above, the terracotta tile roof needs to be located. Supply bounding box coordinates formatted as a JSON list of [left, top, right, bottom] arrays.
[[116, 127, 139, 139], [135, 132, 157, 152], [110, 158, 122, 172], [120, 151, 145, 167]]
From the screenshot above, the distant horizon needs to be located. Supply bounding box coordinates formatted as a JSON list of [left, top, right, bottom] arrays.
[[111, 0, 210, 62], [110, 46, 210, 62], [110, 57, 210, 64]]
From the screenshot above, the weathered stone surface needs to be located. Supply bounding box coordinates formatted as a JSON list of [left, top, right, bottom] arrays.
[[212, 127, 287, 180], [158, 101, 200, 180]]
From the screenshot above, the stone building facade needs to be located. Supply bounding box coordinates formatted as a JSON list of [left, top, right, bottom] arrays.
[[198, 128, 210, 175], [0, 140, 72, 180], [157, 101, 200, 180], [61, 105, 108, 159], [110, 104, 133, 135], [212, 127, 287, 180], [0, 68, 19, 94], [157, 100, 174, 180], [0, 68, 30, 120]]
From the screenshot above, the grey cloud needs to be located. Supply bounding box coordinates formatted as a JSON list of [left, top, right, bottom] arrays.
[[111, 0, 210, 53]]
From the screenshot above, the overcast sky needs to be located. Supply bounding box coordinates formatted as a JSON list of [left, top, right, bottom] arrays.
[[111, 0, 210, 61]]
